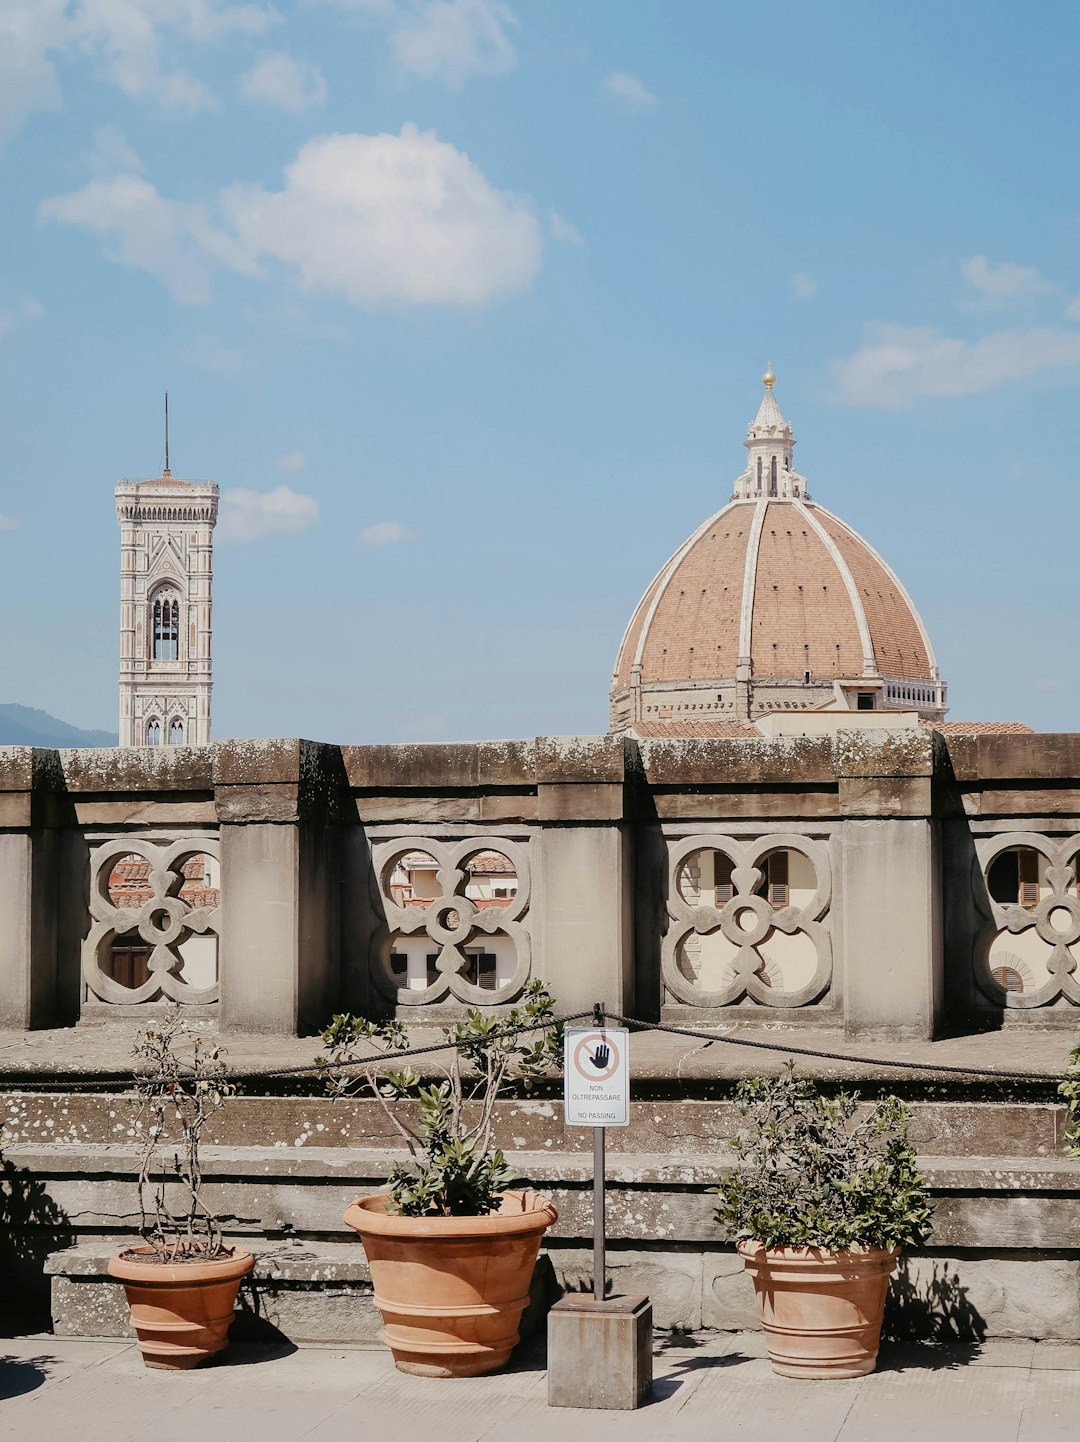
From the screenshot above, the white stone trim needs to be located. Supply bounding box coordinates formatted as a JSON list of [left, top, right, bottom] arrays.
[[816, 506, 941, 679], [619, 499, 745, 679], [796, 501, 877, 677], [737, 499, 769, 662]]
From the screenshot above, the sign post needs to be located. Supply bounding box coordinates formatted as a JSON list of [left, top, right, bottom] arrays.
[[549, 1004, 651, 1411], [562, 1006, 630, 1300]]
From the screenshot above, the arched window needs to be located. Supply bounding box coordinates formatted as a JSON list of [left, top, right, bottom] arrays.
[[769, 456, 778, 496], [152, 592, 180, 661], [169, 718, 184, 745], [146, 718, 161, 746], [756, 458, 762, 485]]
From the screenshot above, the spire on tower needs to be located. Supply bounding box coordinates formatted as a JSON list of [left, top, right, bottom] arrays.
[[163, 390, 171, 477], [730, 364, 809, 501]]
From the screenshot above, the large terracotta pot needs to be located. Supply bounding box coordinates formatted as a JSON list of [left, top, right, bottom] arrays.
[[737, 1240, 898, 1379], [108, 1246, 255, 1370], [343, 1188, 558, 1378]]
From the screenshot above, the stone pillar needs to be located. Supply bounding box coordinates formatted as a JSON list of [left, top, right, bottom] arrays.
[[837, 730, 942, 1039], [0, 748, 63, 1030], [535, 738, 633, 1019], [216, 740, 344, 1034]]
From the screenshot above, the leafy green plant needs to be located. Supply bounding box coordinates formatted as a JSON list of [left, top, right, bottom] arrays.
[[131, 1009, 235, 1263], [710, 1064, 933, 1252], [320, 981, 561, 1218], [1059, 1026, 1080, 1158]]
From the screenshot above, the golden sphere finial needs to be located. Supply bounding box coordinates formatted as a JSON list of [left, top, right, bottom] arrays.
[[762, 361, 776, 389]]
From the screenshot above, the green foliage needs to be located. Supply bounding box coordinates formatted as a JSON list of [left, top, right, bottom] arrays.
[[1059, 1025, 1080, 1158], [131, 1008, 236, 1263], [710, 1064, 933, 1252], [320, 980, 561, 1218]]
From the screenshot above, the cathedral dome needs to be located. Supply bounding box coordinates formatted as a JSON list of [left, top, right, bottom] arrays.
[[610, 372, 946, 731]]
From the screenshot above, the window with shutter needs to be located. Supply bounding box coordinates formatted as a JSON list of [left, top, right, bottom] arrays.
[[767, 851, 789, 907], [714, 853, 735, 906], [1018, 850, 1039, 908]]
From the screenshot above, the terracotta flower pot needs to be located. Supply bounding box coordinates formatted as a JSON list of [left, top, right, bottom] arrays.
[[343, 1188, 558, 1378], [108, 1246, 255, 1370], [737, 1240, 898, 1379]]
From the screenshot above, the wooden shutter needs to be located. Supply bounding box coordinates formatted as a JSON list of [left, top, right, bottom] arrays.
[[768, 851, 789, 907], [1018, 850, 1039, 909], [714, 853, 735, 906]]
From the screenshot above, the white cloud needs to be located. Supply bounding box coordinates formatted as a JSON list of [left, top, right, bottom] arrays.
[[791, 271, 818, 302], [40, 171, 262, 305], [0, 291, 46, 338], [1035, 678, 1064, 694], [276, 450, 307, 472], [216, 485, 319, 543], [0, 0, 278, 142], [239, 52, 327, 113], [549, 209, 585, 248], [1065, 298, 1080, 322], [359, 520, 415, 546], [177, 331, 243, 372], [86, 123, 145, 176], [222, 124, 541, 307], [834, 322, 1080, 408], [391, 0, 518, 87], [962, 255, 1052, 302], [602, 71, 656, 108], [42, 123, 540, 309], [0, 515, 21, 532], [0, 1, 66, 146]]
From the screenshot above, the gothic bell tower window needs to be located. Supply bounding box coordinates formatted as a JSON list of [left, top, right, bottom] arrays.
[[152, 593, 180, 661], [169, 718, 184, 745], [146, 718, 161, 746]]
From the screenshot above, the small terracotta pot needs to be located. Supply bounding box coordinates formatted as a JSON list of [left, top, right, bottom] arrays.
[[737, 1240, 898, 1379], [343, 1188, 557, 1378], [108, 1246, 255, 1370]]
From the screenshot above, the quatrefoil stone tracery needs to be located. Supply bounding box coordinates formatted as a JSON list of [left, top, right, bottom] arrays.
[[83, 838, 221, 1006], [974, 832, 1080, 1009], [372, 837, 531, 1006], [662, 833, 832, 1009]]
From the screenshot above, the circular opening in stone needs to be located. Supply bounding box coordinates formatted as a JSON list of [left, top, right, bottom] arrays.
[[1049, 906, 1073, 934], [736, 907, 758, 933], [149, 908, 172, 932]]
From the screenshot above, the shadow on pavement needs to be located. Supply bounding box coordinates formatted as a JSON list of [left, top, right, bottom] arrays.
[[0, 1354, 56, 1400]]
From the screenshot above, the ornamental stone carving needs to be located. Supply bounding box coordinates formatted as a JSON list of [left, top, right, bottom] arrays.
[[371, 837, 531, 1006], [974, 832, 1080, 1009], [662, 833, 832, 1009], [83, 838, 221, 1006]]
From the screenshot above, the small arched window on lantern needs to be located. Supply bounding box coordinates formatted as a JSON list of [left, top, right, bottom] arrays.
[[152, 591, 180, 661], [146, 718, 161, 746], [168, 718, 184, 745], [769, 456, 778, 496]]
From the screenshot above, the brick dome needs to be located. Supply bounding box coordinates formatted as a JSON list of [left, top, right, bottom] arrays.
[[610, 372, 946, 730]]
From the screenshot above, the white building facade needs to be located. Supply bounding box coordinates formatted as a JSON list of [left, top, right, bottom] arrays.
[[116, 464, 218, 748]]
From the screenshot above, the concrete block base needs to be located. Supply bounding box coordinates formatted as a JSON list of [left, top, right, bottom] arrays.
[[547, 1294, 653, 1410]]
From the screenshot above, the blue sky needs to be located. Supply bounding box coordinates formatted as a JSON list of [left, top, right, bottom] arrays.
[[1, 0, 1078, 741]]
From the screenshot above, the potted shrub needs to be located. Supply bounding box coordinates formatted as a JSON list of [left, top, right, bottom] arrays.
[[108, 1011, 254, 1370], [711, 1063, 932, 1379], [321, 980, 561, 1378]]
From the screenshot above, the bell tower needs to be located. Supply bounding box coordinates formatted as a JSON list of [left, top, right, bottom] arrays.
[[116, 399, 218, 748]]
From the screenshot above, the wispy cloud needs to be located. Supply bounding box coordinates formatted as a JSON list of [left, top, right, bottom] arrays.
[[403, 712, 447, 740], [216, 485, 319, 543], [833, 322, 1080, 408], [791, 271, 818, 302], [391, 0, 519, 87], [549, 209, 585, 248], [961, 255, 1053, 303], [0, 515, 21, 532], [276, 450, 307, 472], [177, 331, 243, 373], [602, 71, 656, 108], [0, 291, 46, 339], [42, 124, 542, 310], [239, 52, 327, 113], [359, 520, 416, 546]]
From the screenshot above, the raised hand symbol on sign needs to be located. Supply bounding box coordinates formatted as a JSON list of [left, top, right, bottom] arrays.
[[590, 1042, 611, 1070]]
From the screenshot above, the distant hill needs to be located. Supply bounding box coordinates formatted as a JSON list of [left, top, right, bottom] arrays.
[[0, 704, 117, 748]]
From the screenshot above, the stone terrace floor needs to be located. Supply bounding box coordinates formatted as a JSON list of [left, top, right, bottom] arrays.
[[0, 1021, 1073, 1085], [2, 1333, 1078, 1442]]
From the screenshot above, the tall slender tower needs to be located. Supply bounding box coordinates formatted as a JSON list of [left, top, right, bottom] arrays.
[[116, 407, 218, 747]]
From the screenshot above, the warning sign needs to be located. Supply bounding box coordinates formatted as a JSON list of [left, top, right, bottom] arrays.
[[563, 1027, 630, 1127]]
